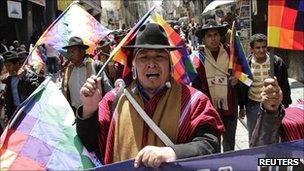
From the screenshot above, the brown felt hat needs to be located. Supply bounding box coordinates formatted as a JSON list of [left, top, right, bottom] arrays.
[[63, 36, 89, 49]]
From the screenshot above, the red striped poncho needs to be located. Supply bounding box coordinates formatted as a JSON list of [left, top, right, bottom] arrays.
[[96, 83, 225, 164], [282, 101, 304, 142]]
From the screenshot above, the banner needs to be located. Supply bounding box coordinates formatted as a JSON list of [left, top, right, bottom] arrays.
[[92, 139, 304, 171]]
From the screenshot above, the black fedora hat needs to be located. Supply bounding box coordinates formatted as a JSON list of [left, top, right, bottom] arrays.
[[62, 36, 89, 49], [196, 19, 228, 39], [123, 23, 180, 50], [2, 51, 24, 62]]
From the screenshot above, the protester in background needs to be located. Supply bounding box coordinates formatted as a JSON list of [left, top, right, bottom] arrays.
[[0, 37, 8, 54], [188, 23, 198, 50], [45, 44, 60, 75], [17, 50, 29, 59], [2, 51, 44, 122], [95, 37, 111, 63], [192, 19, 239, 152], [76, 23, 225, 167], [19, 44, 27, 52], [95, 37, 116, 85], [61, 36, 113, 112], [11, 40, 22, 52], [238, 33, 291, 141], [182, 25, 189, 43], [113, 30, 126, 46], [173, 25, 181, 34], [108, 30, 125, 49]]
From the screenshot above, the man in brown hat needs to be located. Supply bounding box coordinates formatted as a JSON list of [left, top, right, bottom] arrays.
[[95, 37, 118, 85], [76, 23, 225, 167], [62, 36, 113, 112], [113, 30, 126, 46], [95, 38, 111, 63], [192, 19, 239, 152]]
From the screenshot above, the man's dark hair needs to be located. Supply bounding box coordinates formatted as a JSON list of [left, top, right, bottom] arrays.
[[249, 33, 267, 48]]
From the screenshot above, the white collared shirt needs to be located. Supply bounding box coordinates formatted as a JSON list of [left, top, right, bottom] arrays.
[[68, 65, 86, 108]]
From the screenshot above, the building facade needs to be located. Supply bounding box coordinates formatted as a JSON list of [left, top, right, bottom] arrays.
[[0, 0, 46, 48]]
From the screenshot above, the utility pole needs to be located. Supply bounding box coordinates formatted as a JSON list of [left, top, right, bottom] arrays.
[[45, 0, 57, 27], [193, 0, 203, 24]]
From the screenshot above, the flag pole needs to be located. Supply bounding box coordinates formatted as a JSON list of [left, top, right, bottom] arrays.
[[95, 6, 156, 78], [22, 1, 80, 67], [228, 20, 236, 76], [269, 48, 275, 78]]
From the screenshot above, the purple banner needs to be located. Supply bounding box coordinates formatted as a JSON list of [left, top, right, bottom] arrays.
[[90, 139, 304, 171]]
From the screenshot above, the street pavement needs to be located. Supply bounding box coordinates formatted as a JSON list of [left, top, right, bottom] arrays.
[[234, 78, 304, 151]]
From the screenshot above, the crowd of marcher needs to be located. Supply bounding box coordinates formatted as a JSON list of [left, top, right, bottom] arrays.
[[0, 15, 302, 168]]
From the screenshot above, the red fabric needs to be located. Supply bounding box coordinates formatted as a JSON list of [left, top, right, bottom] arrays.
[[177, 86, 225, 142], [97, 83, 224, 164], [282, 102, 304, 142], [141, 90, 166, 146]]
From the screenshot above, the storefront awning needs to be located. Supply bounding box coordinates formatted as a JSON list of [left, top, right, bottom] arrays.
[[202, 0, 236, 14]]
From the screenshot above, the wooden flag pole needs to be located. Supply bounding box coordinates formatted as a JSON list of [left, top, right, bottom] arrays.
[[269, 48, 275, 78], [228, 20, 236, 76]]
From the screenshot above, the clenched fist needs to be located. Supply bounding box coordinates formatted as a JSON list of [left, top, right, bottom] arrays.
[[80, 75, 102, 119], [261, 77, 283, 112]]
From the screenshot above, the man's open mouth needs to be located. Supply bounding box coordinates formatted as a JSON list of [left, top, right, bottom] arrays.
[[146, 73, 160, 79]]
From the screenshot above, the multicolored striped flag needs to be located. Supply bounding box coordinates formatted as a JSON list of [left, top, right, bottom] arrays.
[[28, 44, 48, 74], [111, 7, 155, 78], [0, 78, 96, 170], [28, 2, 111, 71], [151, 13, 197, 85], [268, 0, 304, 50], [229, 22, 253, 87], [191, 51, 206, 67]]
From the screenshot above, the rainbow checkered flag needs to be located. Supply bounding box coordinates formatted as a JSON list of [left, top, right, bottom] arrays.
[[28, 2, 111, 72], [151, 13, 197, 85], [0, 78, 96, 170], [229, 21, 253, 87], [268, 0, 304, 50]]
